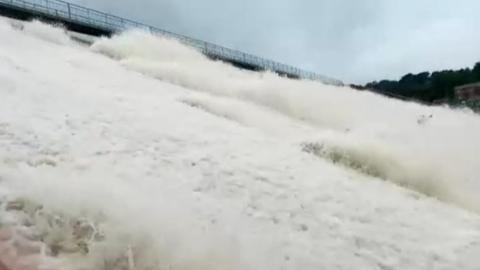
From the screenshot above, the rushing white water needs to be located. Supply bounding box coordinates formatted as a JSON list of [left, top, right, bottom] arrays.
[[92, 30, 480, 212], [0, 19, 480, 270]]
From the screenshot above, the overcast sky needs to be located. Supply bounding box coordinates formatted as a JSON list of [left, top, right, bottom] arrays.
[[71, 0, 480, 84]]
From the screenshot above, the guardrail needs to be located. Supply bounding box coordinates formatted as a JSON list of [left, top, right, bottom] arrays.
[[0, 0, 342, 85]]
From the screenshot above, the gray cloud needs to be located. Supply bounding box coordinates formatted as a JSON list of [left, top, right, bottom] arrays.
[[71, 0, 480, 83]]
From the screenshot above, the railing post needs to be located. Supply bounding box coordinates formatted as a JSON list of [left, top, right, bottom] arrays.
[[204, 41, 208, 54], [67, 2, 71, 19]]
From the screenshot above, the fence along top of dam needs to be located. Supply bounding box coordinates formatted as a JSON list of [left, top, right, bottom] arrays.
[[0, 0, 342, 85]]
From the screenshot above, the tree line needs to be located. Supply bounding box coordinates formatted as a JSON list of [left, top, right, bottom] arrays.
[[351, 62, 480, 103]]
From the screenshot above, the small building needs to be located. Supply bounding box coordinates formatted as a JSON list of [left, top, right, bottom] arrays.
[[455, 82, 480, 101]]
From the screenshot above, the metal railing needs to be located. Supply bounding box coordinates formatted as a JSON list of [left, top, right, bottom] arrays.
[[0, 0, 342, 85]]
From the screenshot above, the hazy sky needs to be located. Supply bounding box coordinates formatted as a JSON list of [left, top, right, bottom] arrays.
[[71, 0, 480, 84]]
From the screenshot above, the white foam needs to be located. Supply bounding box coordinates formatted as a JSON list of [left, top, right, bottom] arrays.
[[21, 20, 71, 45], [1, 19, 480, 270], [92, 30, 480, 212]]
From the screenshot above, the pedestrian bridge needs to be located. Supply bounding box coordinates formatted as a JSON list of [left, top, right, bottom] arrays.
[[0, 0, 342, 85]]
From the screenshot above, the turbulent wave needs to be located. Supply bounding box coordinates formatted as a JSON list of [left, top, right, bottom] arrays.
[[0, 168, 258, 270], [0, 20, 271, 270], [301, 136, 472, 209], [21, 20, 72, 45], [1, 18, 480, 270], [92, 30, 480, 212]]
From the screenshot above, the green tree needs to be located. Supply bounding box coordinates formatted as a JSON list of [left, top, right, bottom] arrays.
[[473, 62, 480, 80], [362, 62, 480, 103]]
